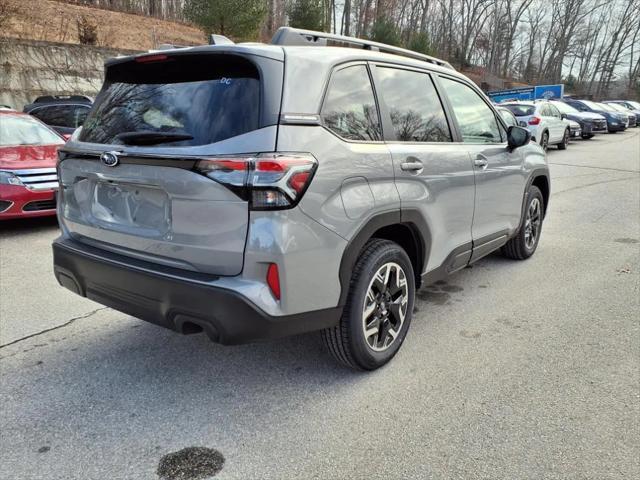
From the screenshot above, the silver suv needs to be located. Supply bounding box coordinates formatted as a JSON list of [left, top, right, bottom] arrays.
[[53, 28, 549, 370]]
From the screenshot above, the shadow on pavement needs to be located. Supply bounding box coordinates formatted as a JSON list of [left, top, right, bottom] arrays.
[[0, 215, 59, 235]]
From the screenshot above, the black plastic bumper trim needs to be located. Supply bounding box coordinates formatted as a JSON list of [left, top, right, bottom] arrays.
[[52, 239, 342, 345]]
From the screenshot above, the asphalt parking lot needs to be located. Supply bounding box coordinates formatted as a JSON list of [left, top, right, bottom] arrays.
[[1, 130, 639, 479]]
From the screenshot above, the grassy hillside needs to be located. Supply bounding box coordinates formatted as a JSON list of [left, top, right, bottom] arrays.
[[2, 0, 205, 51]]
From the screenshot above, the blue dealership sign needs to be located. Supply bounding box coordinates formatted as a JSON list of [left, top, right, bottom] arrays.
[[488, 87, 534, 103], [488, 84, 564, 103], [533, 84, 564, 100]]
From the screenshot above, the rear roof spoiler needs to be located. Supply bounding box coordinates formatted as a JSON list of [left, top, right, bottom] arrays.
[[154, 34, 234, 51], [270, 27, 454, 70]]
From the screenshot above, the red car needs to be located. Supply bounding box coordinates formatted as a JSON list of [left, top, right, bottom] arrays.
[[1, 110, 66, 219]]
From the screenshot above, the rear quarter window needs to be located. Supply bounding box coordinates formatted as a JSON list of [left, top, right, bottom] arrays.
[[80, 54, 260, 146]]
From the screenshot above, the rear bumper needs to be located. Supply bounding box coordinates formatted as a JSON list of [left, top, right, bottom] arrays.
[[52, 238, 341, 345]]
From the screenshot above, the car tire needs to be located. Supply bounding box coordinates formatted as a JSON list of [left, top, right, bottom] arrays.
[[581, 134, 594, 139], [322, 239, 415, 370], [540, 131, 549, 151], [557, 128, 569, 150], [502, 185, 544, 260]]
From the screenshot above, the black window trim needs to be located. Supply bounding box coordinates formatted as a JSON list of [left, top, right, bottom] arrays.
[[434, 73, 508, 145], [318, 61, 385, 144], [369, 61, 455, 145]]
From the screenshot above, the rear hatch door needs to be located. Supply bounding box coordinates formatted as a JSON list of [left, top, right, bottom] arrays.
[[59, 49, 283, 276]]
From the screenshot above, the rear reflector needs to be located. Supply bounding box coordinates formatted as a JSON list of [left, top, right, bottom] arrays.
[[266, 263, 281, 300]]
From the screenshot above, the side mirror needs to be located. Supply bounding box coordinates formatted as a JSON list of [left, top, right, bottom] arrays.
[[507, 126, 531, 149], [561, 113, 567, 120]]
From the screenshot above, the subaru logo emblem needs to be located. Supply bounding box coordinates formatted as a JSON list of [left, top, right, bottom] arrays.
[[101, 151, 119, 167]]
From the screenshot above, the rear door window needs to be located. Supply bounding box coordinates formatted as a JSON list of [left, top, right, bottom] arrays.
[[321, 65, 382, 141], [439, 77, 502, 144], [80, 54, 261, 146], [548, 104, 561, 118], [375, 67, 452, 142]]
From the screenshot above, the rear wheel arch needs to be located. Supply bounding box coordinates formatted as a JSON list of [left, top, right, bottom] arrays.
[[371, 223, 424, 287], [338, 210, 430, 305]]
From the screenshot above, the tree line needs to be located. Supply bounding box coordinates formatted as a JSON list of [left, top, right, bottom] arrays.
[[57, 1, 640, 99]]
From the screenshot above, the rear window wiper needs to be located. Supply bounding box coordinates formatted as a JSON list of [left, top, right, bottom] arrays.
[[115, 131, 194, 145]]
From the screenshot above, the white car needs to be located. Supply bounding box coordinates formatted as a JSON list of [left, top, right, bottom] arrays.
[[501, 101, 570, 151]]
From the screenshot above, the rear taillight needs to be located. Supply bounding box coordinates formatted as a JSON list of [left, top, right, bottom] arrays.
[[528, 117, 541, 125], [195, 153, 317, 210]]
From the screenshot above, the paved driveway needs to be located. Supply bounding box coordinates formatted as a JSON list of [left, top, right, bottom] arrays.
[[1, 129, 639, 479]]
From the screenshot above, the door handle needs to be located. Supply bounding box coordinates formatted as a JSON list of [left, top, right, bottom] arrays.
[[401, 160, 423, 172], [474, 155, 489, 169]]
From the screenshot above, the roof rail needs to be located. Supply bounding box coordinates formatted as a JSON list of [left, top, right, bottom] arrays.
[[271, 27, 454, 70]]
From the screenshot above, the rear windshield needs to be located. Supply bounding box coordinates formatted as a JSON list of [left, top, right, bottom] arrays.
[[0, 115, 64, 146], [580, 100, 601, 110], [606, 103, 625, 112], [550, 101, 578, 114], [502, 104, 535, 116], [80, 54, 260, 146], [596, 103, 615, 112]]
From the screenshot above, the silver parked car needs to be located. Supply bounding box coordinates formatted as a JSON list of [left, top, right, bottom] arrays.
[[53, 28, 550, 370]]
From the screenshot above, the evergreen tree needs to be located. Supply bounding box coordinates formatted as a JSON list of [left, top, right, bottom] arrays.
[[369, 17, 400, 46], [184, 0, 266, 40], [287, 0, 326, 32]]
